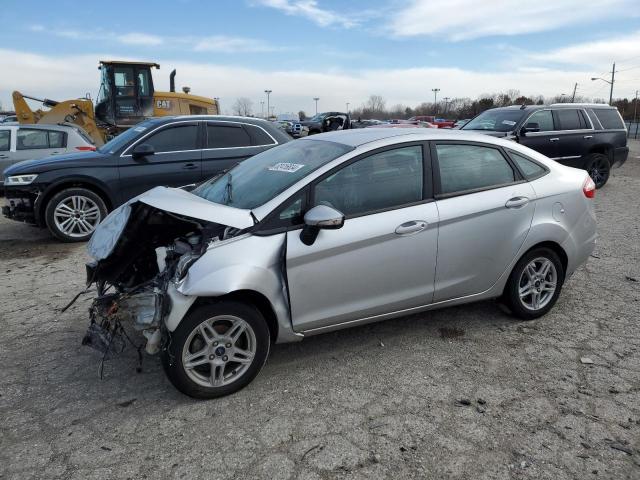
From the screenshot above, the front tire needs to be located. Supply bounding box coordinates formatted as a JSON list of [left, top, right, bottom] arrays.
[[161, 301, 271, 399], [504, 248, 564, 320], [44, 187, 107, 242], [584, 153, 610, 189]]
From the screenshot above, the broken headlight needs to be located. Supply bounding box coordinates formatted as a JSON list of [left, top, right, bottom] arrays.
[[174, 252, 200, 282]]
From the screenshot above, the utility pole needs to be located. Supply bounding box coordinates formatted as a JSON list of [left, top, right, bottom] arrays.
[[571, 83, 578, 102], [432, 88, 440, 114], [632, 90, 638, 139], [590, 62, 616, 106], [443, 97, 450, 113], [264, 90, 272, 119], [346, 102, 350, 113], [313, 97, 319, 115], [260, 101, 264, 118]]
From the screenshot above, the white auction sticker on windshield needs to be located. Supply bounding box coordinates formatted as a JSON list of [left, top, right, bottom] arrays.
[[501, 120, 516, 126], [268, 162, 305, 173], [133, 126, 147, 132]]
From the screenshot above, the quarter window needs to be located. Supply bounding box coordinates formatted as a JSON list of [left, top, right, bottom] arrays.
[[314, 145, 423, 217], [144, 124, 198, 153], [508, 151, 547, 180], [0, 130, 10, 151], [49, 131, 66, 148], [436, 144, 515, 195], [207, 124, 252, 148], [245, 124, 276, 146], [594, 109, 625, 130], [526, 110, 555, 132]]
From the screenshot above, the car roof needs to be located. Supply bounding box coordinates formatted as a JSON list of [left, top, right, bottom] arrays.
[[298, 127, 500, 147], [0, 123, 81, 132], [162, 115, 276, 125], [494, 103, 616, 112]]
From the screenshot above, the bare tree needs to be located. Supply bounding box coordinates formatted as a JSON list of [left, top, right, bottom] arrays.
[[232, 97, 254, 116], [366, 95, 386, 113], [298, 110, 307, 121]]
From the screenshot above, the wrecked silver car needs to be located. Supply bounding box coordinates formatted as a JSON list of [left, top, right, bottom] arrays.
[[83, 129, 596, 398]]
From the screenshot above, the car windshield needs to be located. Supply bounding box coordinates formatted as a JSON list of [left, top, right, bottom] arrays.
[[98, 119, 160, 154], [193, 139, 353, 209], [308, 113, 326, 122], [462, 110, 526, 132]]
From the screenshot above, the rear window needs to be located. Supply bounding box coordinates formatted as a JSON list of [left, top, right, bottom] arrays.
[[245, 124, 276, 146], [0, 130, 9, 151], [594, 109, 624, 130]]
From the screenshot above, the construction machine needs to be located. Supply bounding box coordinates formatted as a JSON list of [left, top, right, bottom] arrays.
[[12, 60, 219, 146]]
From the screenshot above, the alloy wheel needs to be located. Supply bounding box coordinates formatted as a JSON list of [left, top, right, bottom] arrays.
[[588, 157, 610, 188], [181, 315, 257, 388], [53, 195, 102, 238], [518, 257, 558, 311]]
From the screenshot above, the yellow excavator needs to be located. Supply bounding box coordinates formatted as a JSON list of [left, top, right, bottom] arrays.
[[12, 60, 219, 146]]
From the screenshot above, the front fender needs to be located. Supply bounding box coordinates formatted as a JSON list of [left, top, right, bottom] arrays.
[[174, 233, 301, 343]]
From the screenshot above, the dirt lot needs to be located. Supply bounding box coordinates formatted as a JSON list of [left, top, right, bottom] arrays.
[[1, 144, 639, 480]]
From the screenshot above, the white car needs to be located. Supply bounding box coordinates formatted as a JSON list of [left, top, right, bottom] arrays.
[[0, 123, 95, 182]]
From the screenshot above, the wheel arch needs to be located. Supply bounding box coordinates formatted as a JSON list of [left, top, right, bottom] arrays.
[[587, 143, 613, 163], [36, 178, 114, 225], [190, 290, 279, 343]]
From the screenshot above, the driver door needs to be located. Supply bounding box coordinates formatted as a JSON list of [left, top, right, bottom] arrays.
[[285, 144, 439, 333]]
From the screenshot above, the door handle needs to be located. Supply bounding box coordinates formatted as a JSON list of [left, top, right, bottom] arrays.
[[395, 220, 427, 236], [505, 197, 530, 209], [0, 154, 7, 158], [584, 135, 593, 139], [549, 138, 559, 142], [182, 163, 198, 170]]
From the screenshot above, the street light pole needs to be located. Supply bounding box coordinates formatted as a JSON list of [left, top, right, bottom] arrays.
[[431, 88, 440, 114], [590, 62, 616, 105], [313, 97, 319, 115], [346, 102, 350, 113], [631, 89, 638, 139], [260, 101, 264, 118], [264, 90, 272, 119]]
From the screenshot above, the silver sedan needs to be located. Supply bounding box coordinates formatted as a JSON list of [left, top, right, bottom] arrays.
[[85, 128, 597, 398]]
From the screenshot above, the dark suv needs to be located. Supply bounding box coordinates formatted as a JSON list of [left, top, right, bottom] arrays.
[[2, 116, 290, 241], [461, 103, 628, 188]]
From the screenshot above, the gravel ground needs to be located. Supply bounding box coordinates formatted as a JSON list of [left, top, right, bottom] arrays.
[[1, 143, 639, 480]]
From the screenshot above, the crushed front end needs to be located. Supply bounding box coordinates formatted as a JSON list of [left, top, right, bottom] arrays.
[[83, 197, 247, 364]]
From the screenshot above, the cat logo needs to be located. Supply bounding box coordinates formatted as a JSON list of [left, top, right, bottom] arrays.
[[156, 99, 172, 109]]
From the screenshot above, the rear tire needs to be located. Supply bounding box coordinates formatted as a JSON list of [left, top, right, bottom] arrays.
[[504, 248, 564, 320], [161, 301, 271, 399], [584, 153, 610, 189], [44, 187, 107, 242]]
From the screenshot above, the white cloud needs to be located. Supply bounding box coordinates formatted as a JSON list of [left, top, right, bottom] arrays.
[[193, 35, 284, 53], [119, 33, 164, 47], [389, 0, 637, 40], [254, 0, 358, 28], [3, 47, 631, 117]]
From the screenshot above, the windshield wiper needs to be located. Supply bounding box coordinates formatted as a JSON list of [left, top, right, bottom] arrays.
[[223, 172, 233, 204]]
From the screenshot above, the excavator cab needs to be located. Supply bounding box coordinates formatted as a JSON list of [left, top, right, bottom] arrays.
[[95, 61, 158, 127]]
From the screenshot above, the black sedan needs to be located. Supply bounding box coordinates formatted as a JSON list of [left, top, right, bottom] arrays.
[[2, 116, 290, 241]]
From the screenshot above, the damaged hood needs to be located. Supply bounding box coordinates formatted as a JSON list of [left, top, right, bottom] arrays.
[[87, 186, 255, 260]]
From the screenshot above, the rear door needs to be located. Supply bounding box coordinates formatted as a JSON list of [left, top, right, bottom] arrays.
[[117, 121, 202, 202], [286, 143, 439, 332], [13, 128, 66, 162], [552, 108, 593, 166], [432, 142, 536, 302], [517, 109, 558, 158], [201, 121, 277, 181]]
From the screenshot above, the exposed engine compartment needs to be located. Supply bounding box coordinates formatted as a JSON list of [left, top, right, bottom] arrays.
[[82, 202, 245, 360]]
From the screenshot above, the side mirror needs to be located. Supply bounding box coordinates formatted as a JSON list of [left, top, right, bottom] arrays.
[[300, 205, 345, 245], [520, 122, 540, 136], [132, 143, 155, 159]]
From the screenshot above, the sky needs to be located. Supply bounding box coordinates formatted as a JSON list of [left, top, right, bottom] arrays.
[[1, 0, 640, 115]]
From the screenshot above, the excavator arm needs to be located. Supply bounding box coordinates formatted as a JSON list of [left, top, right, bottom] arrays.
[[12, 91, 106, 146]]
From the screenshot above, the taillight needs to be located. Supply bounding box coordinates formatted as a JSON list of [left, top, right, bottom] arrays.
[[583, 176, 596, 198], [76, 146, 96, 151]]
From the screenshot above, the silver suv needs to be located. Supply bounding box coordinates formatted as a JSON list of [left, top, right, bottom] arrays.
[[0, 123, 95, 182], [84, 128, 597, 398]]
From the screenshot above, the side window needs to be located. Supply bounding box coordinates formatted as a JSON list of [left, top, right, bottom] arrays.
[[245, 124, 276, 146], [114, 67, 135, 97], [508, 151, 548, 180], [137, 70, 151, 96], [207, 124, 252, 148], [526, 110, 555, 132], [0, 130, 10, 151], [16, 129, 49, 150], [48, 131, 66, 148], [556, 109, 583, 131], [144, 124, 198, 153], [436, 144, 515, 195], [594, 109, 625, 130], [314, 145, 423, 217]]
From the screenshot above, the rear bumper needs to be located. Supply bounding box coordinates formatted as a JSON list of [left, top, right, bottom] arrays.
[[613, 146, 628, 168]]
